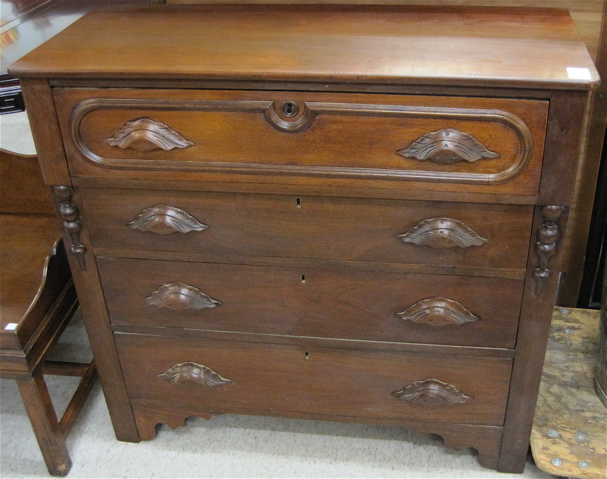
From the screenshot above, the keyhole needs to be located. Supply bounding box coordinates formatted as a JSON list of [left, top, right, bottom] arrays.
[[304, 351, 310, 360], [300, 274, 306, 283], [282, 101, 299, 118], [296, 197, 302, 208]]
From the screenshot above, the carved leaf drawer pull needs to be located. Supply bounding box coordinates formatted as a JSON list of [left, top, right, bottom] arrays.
[[158, 362, 231, 387], [392, 379, 473, 407], [145, 282, 221, 311], [396, 297, 480, 327], [398, 217, 488, 249], [396, 128, 499, 165], [127, 204, 209, 235], [104, 117, 194, 152]]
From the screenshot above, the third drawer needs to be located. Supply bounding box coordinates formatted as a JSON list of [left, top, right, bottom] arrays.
[[99, 257, 524, 348]]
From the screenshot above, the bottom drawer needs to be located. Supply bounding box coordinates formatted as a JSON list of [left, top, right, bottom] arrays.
[[115, 333, 512, 426]]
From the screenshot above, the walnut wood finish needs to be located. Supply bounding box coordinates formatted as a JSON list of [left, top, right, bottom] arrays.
[[0, 151, 69, 352], [115, 333, 512, 426], [561, 1, 607, 305], [397, 217, 488, 249], [396, 128, 500, 164], [145, 282, 221, 311], [0, 149, 54, 215], [395, 297, 480, 327], [19, 79, 71, 185], [0, 150, 96, 476], [0, 220, 66, 350], [561, 0, 607, 306], [98, 257, 524, 348], [54, 88, 548, 198], [82, 188, 534, 274], [41, 1, 606, 295], [131, 403, 505, 470], [161, 1, 604, 65], [498, 206, 571, 472], [127, 204, 208, 235], [158, 362, 231, 386], [532, 206, 564, 295], [391, 379, 473, 406], [9, 5, 598, 474], [53, 186, 87, 270], [50, 187, 140, 443], [9, 6, 599, 90], [104, 117, 195, 152]]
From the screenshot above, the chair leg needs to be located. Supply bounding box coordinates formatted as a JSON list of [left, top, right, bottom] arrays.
[[16, 374, 72, 477]]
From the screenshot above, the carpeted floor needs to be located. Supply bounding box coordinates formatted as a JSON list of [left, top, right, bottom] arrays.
[[0, 112, 553, 478]]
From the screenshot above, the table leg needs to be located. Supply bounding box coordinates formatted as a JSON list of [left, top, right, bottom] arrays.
[[16, 373, 72, 477]]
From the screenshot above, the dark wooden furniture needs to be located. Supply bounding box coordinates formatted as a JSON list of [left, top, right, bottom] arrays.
[[0, 149, 96, 476], [165, 0, 607, 313], [9, 5, 599, 473]]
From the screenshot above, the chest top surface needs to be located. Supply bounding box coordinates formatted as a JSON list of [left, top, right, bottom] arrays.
[[8, 4, 599, 90]]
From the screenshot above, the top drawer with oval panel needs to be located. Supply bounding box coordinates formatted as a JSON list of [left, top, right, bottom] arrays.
[[54, 88, 548, 198]]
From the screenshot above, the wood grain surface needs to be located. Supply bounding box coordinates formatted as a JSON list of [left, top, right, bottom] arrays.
[[9, 5, 599, 90], [98, 257, 525, 348], [0, 150, 66, 350], [162, 0, 605, 61], [11, 5, 598, 473], [53, 88, 548, 198], [115, 332, 513, 426], [82, 188, 534, 274], [0, 150, 54, 215], [0, 219, 65, 349]]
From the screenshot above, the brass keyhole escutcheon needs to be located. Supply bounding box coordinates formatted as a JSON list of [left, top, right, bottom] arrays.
[[281, 101, 299, 118]]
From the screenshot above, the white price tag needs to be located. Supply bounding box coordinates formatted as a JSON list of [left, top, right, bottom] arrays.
[[566, 67, 592, 80]]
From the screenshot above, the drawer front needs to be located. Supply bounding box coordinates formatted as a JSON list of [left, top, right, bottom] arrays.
[[99, 258, 524, 348], [55, 88, 547, 197], [83, 189, 533, 274], [115, 333, 512, 426]]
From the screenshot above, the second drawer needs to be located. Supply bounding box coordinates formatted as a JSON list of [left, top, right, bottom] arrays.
[[82, 188, 534, 274], [99, 257, 524, 348]]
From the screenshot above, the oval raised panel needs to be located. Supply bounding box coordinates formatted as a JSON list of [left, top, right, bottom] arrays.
[[69, 97, 535, 186]]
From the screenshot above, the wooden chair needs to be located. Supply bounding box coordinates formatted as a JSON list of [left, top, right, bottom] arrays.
[[0, 148, 96, 476]]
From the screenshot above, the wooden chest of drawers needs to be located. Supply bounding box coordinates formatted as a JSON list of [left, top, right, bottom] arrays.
[[10, 4, 599, 473]]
